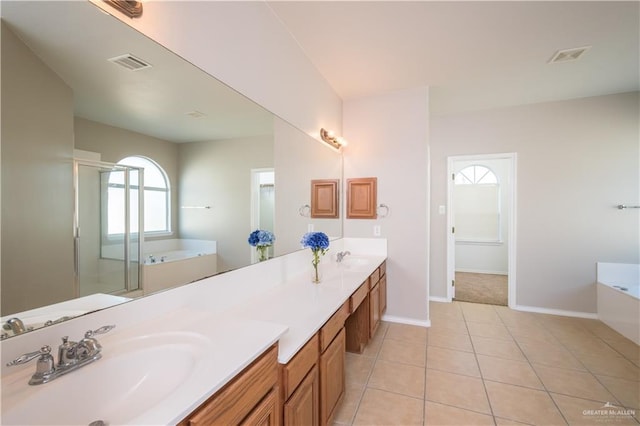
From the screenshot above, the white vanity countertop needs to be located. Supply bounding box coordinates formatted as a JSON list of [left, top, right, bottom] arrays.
[[130, 312, 289, 425], [1, 239, 387, 425], [227, 255, 387, 363], [1, 308, 288, 426]]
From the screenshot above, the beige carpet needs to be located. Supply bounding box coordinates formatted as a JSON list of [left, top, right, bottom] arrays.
[[454, 272, 508, 306]]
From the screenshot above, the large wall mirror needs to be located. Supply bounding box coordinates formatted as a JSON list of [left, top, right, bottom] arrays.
[[1, 1, 342, 338]]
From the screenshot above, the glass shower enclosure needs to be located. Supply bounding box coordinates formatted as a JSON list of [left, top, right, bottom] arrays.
[[74, 159, 143, 297]]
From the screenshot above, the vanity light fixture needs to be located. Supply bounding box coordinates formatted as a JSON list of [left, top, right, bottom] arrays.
[[103, 0, 143, 18], [320, 128, 347, 150]]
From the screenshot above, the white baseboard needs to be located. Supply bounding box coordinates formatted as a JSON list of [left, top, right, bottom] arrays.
[[513, 304, 598, 319], [381, 314, 431, 328], [429, 296, 450, 303], [455, 268, 508, 275]]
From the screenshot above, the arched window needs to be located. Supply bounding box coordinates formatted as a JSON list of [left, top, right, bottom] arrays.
[[107, 156, 171, 235], [455, 165, 498, 185], [454, 165, 500, 241]]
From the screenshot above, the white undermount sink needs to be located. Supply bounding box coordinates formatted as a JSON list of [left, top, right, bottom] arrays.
[[338, 256, 371, 269], [2, 331, 213, 426]]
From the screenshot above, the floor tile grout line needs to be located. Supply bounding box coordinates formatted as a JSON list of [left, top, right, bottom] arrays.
[[422, 321, 430, 426], [461, 304, 498, 426], [527, 312, 634, 410], [346, 322, 389, 425], [496, 305, 576, 426], [499, 306, 639, 420]]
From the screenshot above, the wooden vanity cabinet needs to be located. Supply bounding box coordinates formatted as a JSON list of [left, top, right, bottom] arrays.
[[345, 279, 370, 354], [379, 261, 387, 315], [179, 345, 279, 426], [281, 334, 320, 426], [319, 302, 348, 425], [240, 389, 279, 426], [320, 328, 346, 426], [369, 282, 381, 337], [368, 269, 381, 337], [284, 365, 319, 426]]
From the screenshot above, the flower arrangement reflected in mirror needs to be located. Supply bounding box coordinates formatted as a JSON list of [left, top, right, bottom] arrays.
[[248, 229, 275, 262]]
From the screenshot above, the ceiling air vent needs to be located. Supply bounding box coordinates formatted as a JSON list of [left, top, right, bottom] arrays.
[[108, 54, 152, 71], [548, 46, 591, 64], [185, 111, 206, 119]]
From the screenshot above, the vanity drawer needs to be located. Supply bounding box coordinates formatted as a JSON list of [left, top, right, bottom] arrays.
[[379, 261, 386, 278], [281, 333, 319, 400], [369, 268, 380, 289], [350, 280, 369, 313], [182, 345, 278, 425], [320, 301, 349, 353]]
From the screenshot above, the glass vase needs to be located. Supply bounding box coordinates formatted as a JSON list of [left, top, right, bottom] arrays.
[[257, 246, 268, 262], [311, 262, 322, 284]]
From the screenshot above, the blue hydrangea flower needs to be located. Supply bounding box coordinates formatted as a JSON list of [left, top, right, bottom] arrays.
[[301, 232, 330, 282], [301, 231, 330, 251], [248, 229, 275, 247]]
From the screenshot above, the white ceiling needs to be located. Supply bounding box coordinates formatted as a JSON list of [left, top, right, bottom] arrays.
[[3, 1, 637, 139], [267, 1, 640, 114], [2, 1, 274, 143]]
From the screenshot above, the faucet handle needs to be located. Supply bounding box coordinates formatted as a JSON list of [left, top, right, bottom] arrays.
[[78, 325, 115, 360], [86, 325, 116, 337], [7, 345, 52, 367]]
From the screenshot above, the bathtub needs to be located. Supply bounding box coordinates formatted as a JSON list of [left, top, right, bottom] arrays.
[[143, 239, 217, 295], [597, 262, 639, 345]]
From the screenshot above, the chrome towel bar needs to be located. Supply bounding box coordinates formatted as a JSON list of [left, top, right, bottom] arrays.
[[617, 204, 640, 209]]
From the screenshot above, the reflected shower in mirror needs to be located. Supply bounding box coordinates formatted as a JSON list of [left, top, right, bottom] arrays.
[[0, 0, 342, 337]]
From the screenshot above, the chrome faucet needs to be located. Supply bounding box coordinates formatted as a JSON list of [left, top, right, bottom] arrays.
[[4, 317, 27, 334], [148, 254, 156, 264], [6, 325, 115, 385], [336, 251, 351, 262]]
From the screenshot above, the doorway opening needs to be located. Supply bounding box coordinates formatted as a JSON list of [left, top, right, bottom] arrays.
[[250, 168, 275, 263], [446, 153, 516, 307]]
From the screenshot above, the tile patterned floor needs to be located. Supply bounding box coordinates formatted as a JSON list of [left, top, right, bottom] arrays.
[[333, 301, 640, 425]]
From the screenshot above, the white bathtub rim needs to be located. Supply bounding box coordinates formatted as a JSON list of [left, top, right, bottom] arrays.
[[143, 251, 216, 265], [596, 262, 640, 286], [597, 281, 640, 301]]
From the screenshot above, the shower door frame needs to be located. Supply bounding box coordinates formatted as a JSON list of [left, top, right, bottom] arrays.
[[73, 159, 144, 297]]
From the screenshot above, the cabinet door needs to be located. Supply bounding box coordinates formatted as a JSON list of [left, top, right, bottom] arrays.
[[182, 346, 278, 426], [320, 328, 346, 426], [369, 283, 380, 338], [284, 365, 319, 426], [380, 275, 387, 314], [346, 177, 377, 219], [311, 179, 339, 218], [241, 389, 279, 426]]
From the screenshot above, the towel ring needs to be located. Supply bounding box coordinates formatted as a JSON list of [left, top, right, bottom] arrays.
[[377, 203, 390, 218], [299, 204, 311, 217]]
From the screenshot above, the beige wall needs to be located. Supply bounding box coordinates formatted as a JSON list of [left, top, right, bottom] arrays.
[[178, 135, 273, 271], [273, 118, 343, 257], [1, 23, 75, 314], [343, 87, 430, 325], [430, 92, 640, 314], [73, 117, 180, 239]]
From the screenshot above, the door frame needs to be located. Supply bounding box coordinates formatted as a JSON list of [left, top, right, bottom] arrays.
[[250, 168, 275, 262], [446, 153, 517, 307]]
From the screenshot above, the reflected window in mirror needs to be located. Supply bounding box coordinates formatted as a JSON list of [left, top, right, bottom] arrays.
[[108, 156, 171, 235]]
